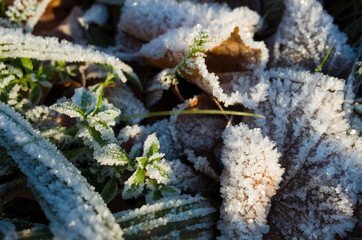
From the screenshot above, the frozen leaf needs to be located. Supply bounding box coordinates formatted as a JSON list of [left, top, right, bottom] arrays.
[[246, 68, 361, 239], [114, 195, 217, 239], [93, 143, 131, 166], [71, 87, 96, 114], [0, 102, 123, 239], [119, 0, 260, 42], [104, 84, 148, 124], [142, 133, 160, 158], [270, 0, 355, 77], [218, 123, 283, 239], [0, 27, 139, 86], [170, 95, 226, 155], [50, 102, 84, 119]]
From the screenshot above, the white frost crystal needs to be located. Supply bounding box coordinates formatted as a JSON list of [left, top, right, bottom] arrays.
[[104, 84, 148, 124], [2, 0, 51, 31], [0, 103, 123, 240], [119, 0, 260, 42], [270, 0, 355, 77], [114, 195, 217, 239], [0, 27, 138, 84], [218, 123, 283, 239], [247, 68, 362, 239]]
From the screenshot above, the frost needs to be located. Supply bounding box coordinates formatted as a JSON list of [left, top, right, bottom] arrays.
[[218, 123, 283, 240], [78, 4, 109, 28], [114, 195, 217, 239], [119, 0, 259, 42], [0, 102, 123, 239], [246, 68, 361, 239], [184, 149, 219, 182], [93, 143, 131, 166], [2, 0, 51, 31], [118, 0, 268, 106], [0, 27, 138, 84], [270, 0, 356, 77], [104, 85, 148, 124]]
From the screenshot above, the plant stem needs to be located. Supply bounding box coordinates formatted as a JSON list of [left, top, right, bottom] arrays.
[[119, 109, 264, 121]]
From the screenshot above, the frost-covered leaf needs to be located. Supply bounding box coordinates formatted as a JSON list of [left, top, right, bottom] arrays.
[[270, 0, 355, 77], [122, 168, 145, 200], [142, 133, 160, 158], [114, 195, 217, 239], [71, 87, 96, 114], [119, 0, 260, 42], [0, 102, 124, 240], [104, 84, 148, 124], [1, 0, 51, 31], [50, 102, 84, 119], [0, 27, 139, 86], [145, 159, 171, 185], [218, 123, 283, 239], [93, 143, 131, 166], [245, 68, 361, 239]]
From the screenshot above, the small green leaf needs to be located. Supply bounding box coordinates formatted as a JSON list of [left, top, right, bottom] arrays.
[[132, 168, 145, 185], [143, 133, 160, 158], [85, 125, 108, 147], [101, 175, 118, 204], [37, 64, 43, 76], [93, 144, 131, 166], [50, 102, 85, 118], [72, 88, 96, 114], [20, 58, 33, 73]]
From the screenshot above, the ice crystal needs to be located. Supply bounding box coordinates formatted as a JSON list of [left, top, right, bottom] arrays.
[[0, 102, 123, 239], [2, 0, 51, 31], [119, 0, 259, 42], [270, 0, 356, 77], [104, 84, 148, 124], [218, 123, 283, 239], [114, 195, 217, 239], [246, 68, 361, 239], [0, 27, 138, 85], [78, 4, 109, 28]]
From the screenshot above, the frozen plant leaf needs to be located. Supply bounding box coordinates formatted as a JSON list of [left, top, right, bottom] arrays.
[[0, 102, 124, 239], [218, 123, 283, 239], [50, 102, 84, 119], [1, 0, 52, 31], [122, 168, 145, 200], [142, 133, 160, 158], [245, 68, 361, 239], [104, 84, 148, 124], [93, 143, 131, 166], [139, 25, 268, 106], [71, 87, 96, 114], [270, 0, 356, 77], [114, 195, 218, 239], [0, 27, 139, 86], [118, 0, 260, 43]]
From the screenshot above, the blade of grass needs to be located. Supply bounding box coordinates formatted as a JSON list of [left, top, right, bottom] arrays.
[[119, 109, 264, 121], [315, 47, 333, 72]]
